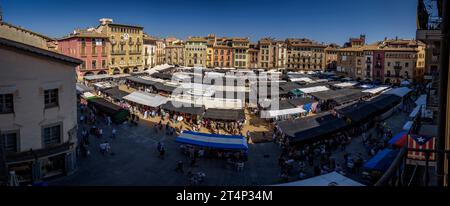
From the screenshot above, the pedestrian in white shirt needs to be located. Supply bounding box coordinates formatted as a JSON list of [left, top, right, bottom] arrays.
[[111, 128, 117, 139]]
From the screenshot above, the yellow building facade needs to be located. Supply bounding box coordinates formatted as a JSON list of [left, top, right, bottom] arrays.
[[96, 18, 144, 74]]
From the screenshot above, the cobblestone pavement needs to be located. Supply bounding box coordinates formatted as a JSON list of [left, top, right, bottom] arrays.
[[49, 105, 410, 186], [49, 112, 281, 186]]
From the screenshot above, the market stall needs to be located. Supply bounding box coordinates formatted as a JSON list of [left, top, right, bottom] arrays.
[[203, 108, 245, 121], [363, 148, 400, 173], [86, 96, 129, 123], [123, 91, 168, 108], [278, 113, 348, 144], [102, 87, 130, 102], [176, 130, 248, 150]]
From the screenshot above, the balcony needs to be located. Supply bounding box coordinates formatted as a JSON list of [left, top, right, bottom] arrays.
[[129, 50, 142, 55], [111, 50, 126, 55]]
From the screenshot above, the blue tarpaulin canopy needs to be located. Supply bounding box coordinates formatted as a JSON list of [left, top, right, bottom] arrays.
[[175, 130, 248, 150], [388, 130, 408, 145], [364, 148, 400, 172]]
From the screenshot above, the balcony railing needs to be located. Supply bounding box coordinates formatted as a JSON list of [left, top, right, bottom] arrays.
[[129, 50, 141, 55], [376, 146, 450, 186], [111, 50, 126, 55]]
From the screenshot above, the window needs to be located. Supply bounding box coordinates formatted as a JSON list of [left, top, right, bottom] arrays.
[[102, 60, 106, 68], [2, 131, 18, 153], [0, 93, 14, 114], [92, 39, 96, 55], [92, 60, 97, 69], [111, 58, 115, 65], [42, 124, 61, 147], [44, 89, 58, 108], [405, 62, 409, 68]]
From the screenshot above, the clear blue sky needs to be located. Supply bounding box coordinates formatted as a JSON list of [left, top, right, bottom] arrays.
[[1, 0, 418, 45]]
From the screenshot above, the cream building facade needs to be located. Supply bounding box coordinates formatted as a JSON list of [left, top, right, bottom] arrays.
[[185, 37, 207, 67], [286, 38, 326, 71], [143, 35, 157, 69], [0, 26, 82, 183], [231, 38, 250, 69]]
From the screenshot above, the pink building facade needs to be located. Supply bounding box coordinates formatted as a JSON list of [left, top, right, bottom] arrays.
[[58, 32, 109, 80]]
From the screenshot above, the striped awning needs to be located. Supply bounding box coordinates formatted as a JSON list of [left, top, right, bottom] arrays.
[[176, 130, 248, 150]]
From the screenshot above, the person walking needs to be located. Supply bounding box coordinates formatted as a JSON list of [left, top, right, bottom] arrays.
[[159, 147, 166, 159], [111, 128, 117, 139], [107, 116, 112, 126], [98, 128, 103, 138], [175, 161, 184, 173]]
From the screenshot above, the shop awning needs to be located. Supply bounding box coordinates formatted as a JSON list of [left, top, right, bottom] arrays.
[[123, 91, 168, 107], [176, 130, 248, 150]]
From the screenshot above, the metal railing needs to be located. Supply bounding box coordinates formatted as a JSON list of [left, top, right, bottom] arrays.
[[375, 147, 450, 186]]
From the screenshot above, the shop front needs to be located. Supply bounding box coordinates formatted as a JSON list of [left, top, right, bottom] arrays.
[[5, 143, 77, 184]]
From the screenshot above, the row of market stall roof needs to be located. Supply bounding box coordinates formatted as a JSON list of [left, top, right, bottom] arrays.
[[277, 87, 412, 144], [121, 90, 245, 121]]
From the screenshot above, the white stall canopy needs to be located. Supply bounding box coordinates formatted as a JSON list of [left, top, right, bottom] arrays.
[[384, 87, 412, 98], [333, 81, 358, 88], [362, 86, 390, 94], [260, 107, 306, 119], [123, 91, 168, 107], [298, 86, 329, 94]]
